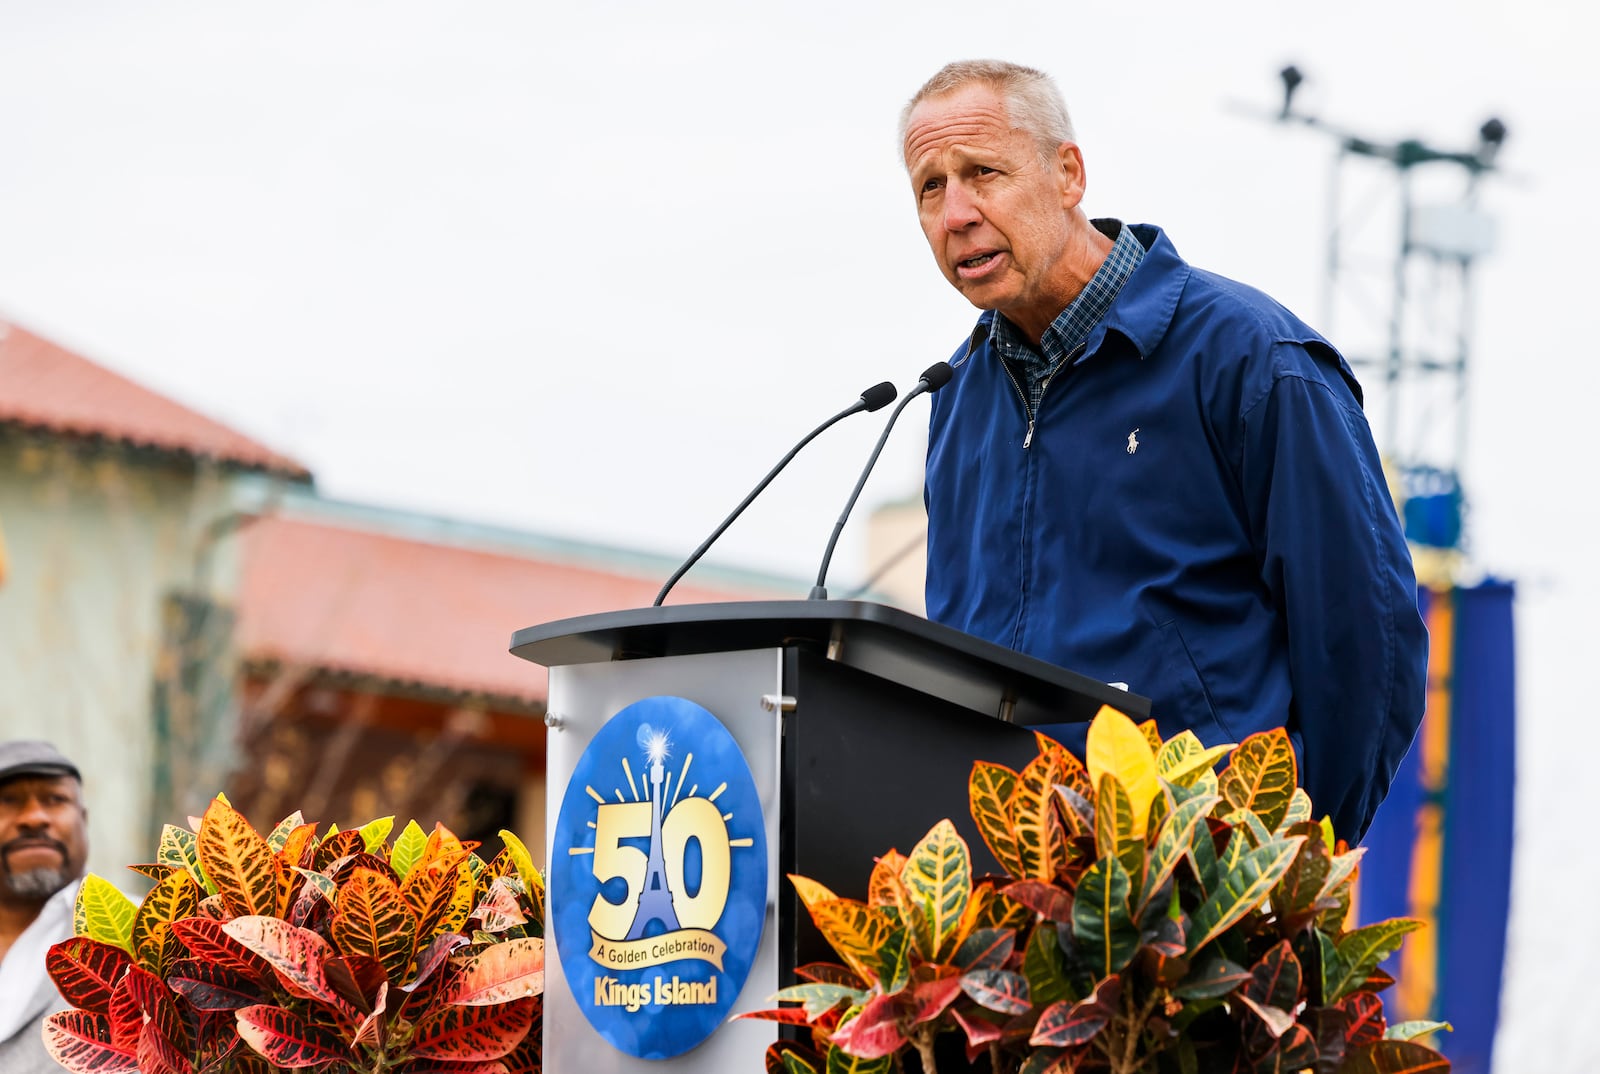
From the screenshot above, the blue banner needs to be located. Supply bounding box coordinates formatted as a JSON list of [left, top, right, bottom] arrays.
[[1358, 580, 1515, 1074]]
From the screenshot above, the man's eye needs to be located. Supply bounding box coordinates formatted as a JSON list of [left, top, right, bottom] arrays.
[[920, 178, 943, 194], [976, 166, 997, 176]]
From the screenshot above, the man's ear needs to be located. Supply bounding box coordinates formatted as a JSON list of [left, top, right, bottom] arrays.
[[1056, 141, 1087, 210]]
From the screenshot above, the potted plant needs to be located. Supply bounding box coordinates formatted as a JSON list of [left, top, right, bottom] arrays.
[[41, 796, 545, 1073], [741, 706, 1451, 1074]]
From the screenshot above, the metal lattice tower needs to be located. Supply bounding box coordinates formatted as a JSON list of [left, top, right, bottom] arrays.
[[1264, 66, 1506, 553]]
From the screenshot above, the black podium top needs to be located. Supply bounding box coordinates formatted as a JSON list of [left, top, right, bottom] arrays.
[[509, 599, 1148, 728]]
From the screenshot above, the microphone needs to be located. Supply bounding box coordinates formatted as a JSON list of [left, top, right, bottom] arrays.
[[653, 379, 897, 606], [808, 362, 954, 600]]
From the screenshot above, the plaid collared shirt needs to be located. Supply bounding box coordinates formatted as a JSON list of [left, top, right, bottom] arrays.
[[990, 219, 1146, 416]]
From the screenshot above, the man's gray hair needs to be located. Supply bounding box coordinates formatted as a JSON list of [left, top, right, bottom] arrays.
[[900, 59, 1076, 162]]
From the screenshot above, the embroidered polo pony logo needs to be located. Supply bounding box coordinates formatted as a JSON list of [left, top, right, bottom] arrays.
[[1126, 428, 1140, 455]]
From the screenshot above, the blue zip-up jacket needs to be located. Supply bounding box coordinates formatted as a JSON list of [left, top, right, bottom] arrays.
[[924, 224, 1427, 843]]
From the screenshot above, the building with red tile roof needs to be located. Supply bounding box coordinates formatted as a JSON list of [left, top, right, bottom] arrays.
[[0, 319, 310, 479]]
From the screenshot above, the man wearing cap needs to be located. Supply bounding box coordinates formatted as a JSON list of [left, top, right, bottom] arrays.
[[0, 740, 88, 1072]]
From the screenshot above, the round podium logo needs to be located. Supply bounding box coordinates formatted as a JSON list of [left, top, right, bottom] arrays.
[[551, 695, 768, 1059]]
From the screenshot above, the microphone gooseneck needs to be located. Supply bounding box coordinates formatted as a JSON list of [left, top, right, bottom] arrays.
[[653, 380, 897, 607], [808, 362, 954, 600]]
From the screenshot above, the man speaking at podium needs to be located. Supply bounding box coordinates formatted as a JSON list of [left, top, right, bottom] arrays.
[[902, 60, 1427, 843]]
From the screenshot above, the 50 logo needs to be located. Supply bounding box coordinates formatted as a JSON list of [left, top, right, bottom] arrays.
[[551, 696, 768, 1060]]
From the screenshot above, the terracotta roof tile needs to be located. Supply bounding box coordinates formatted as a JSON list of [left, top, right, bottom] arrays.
[[235, 514, 784, 705], [0, 320, 309, 478]]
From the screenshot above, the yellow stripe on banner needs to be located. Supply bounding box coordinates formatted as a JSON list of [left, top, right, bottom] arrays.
[[1397, 587, 1454, 1022]]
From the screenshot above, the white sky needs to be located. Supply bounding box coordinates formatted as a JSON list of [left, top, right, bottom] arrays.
[[1, 1, 1594, 1067]]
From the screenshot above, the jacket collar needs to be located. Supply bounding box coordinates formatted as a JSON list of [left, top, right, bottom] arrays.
[[960, 223, 1189, 367]]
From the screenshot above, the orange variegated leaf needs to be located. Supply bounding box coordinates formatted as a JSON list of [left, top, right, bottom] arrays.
[[1009, 753, 1067, 881], [969, 762, 1024, 878], [278, 823, 320, 872], [1137, 719, 1163, 754], [900, 820, 971, 960], [432, 862, 476, 938], [866, 851, 907, 909], [402, 850, 470, 939], [789, 875, 838, 916], [1085, 706, 1160, 838], [197, 798, 288, 919], [1219, 728, 1299, 833], [130, 869, 199, 975], [806, 899, 895, 985], [331, 867, 418, 984]]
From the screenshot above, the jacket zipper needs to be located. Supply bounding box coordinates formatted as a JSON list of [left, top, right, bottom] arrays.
[[1007, 342, 1087, 450]]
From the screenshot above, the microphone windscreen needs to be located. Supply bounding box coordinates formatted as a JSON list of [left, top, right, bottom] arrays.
[[860, 380, 897, 412], [920, 362, 955, 392]]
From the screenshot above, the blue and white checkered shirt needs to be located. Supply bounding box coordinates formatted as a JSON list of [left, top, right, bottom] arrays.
[[990, 219, 1146, 415]]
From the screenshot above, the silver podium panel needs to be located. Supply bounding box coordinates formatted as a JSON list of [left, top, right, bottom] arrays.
[[543, 647, 784, 1073]]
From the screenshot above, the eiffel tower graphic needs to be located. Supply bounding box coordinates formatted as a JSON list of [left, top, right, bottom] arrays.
[[626, 735, 681, 939]]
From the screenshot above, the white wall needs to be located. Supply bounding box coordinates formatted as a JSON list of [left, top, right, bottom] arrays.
[[0, 434, 238, 882]]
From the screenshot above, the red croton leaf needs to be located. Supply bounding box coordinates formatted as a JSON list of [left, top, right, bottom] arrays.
[[959, 968, 1031, 1016], [223, 916, 343, 1008], [41, 1010, 139, 1074], [1000, 880, 1075, 922], [1030, 974, 1121, 1048], [234, 1005, 348, 1068], [1339, 1039, 1451, 1074], [1342, 991, 1388, 1047], [794, 962, 866, 988], [167, 960, 267, 1011], [136, 1021, 193, 1074], [46, 937, 133, 1014], [733, 1007, 815, 1025], [121, 966, 187, 1051], [830, 993, 907, 1060], [909, 975, 965, 1024], [410, 995, 537, 1061], [436, 938, 545, 1006], [169, 916, 273, 982]]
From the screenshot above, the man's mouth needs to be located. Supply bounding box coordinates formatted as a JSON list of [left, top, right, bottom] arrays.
[[959, 252, 999, 269], [2, 838, 67, 860]]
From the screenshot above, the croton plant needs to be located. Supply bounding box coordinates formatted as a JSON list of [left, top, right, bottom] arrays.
[[42, 797, 546, 1073], [742, 707, 1451, 1074]]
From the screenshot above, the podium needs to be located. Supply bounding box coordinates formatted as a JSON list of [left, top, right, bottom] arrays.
[[510, 600, 1149, 1073]]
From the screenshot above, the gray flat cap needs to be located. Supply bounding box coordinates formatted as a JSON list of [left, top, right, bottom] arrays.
[[0, 740, 81, 785]]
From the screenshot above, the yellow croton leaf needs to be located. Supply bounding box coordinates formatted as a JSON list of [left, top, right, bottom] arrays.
[[1085, 706, 1160, 837]]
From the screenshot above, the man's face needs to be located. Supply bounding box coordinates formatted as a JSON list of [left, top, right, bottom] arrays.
[[0, 774, 88, 902], [903, 84, 1086, 339]]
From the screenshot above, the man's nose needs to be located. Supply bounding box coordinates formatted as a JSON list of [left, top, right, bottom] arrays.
[[943, 182, 982, 231], [15, 796, 52, 827]]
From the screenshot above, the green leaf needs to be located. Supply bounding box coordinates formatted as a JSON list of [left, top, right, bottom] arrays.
[[1139, 792, 1219, 917], [1327, 919, 1423, 1001], [1172, 957, 1250, 1000], [825, 1047, 893, 1074], [1218, 728, 1298, 832], [1186, 837, 1305, 953], [959, 968, 1031, 1015], [1386, 1020, 1452, 1041], [1022, 921, 1074, 1008], [771, 983, 865, 1019], [1156, 731, 1234, 786], [1277, 788, 1313, 834], [157, 823, 214, 894], [1094, 774, 1143, 886], [900, 819, 971, 959], [391, 820, 429, 882], [1071, 856, 1139, 977], [358, 815, 396, 853], [73, 875, 137, 953], [264, 811, 305, 853]]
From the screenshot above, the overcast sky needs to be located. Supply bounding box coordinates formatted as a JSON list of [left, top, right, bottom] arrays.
[[1, 1, 1594, 1067]]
